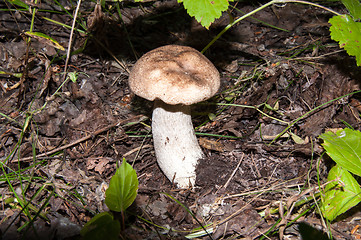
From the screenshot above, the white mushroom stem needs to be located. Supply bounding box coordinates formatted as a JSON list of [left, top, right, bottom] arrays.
[[151, 99, 204, 188]]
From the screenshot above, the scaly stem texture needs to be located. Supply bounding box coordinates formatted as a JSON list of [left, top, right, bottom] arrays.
[[152, 100, 204, 188]]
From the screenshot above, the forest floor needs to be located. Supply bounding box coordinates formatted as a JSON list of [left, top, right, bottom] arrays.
[[1, 0, 361, 239]]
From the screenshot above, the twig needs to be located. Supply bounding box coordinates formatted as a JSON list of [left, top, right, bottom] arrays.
[[12, 115, 144, 162], [123, 144, 153, 159], [62, 0, 82, 82], [220, 152, 244, 191], [202, 0, 341, 53]]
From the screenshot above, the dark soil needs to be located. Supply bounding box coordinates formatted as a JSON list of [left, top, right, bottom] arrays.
[[1, 0, 361, 239]]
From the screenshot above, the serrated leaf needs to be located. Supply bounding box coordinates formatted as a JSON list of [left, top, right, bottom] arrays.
[[329, 15, 361, 66], [341, 0, 361, 19], [105, 160, 138, 212], [179, 0, 232, 28], [321, 165, 361, 221], [80, 212, 120, 240], [319, 128, 361, 177]]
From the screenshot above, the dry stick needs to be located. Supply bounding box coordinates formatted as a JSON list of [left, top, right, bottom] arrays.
[[220, 152, 244, 191], [92, 37, 130, 74], [202, 0, 340, 54], [251, 153, 261, 178], [123, 144, 153, 159], [13, 115, 143, 162], [254, 180, 338, 239], [223, 181, 304, 200], [214, 189, 266, 233], [269, 90, 361, 145], [62, 0, 82, 82], [214, 178, 326, 237]]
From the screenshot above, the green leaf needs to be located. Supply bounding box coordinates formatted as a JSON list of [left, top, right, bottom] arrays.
[[341, 0, 361, 19], [24, 31, 65, 51], [320, 165, 361, 221], [208, 113, 216, 120], [80, 212, 120, 240], [179, 0, 232, 28], [289, 132, 306, 144], [319, 128, 361, 177], [6, 0, 29, 10], [105, 160, 138, 212], [329, 15, 361, 66], [0, 71, 22, 78]]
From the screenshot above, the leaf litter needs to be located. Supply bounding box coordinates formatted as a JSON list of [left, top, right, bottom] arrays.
[[1, 0, 361, 239]]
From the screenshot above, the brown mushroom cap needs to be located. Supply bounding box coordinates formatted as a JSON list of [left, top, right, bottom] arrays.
[[129, 45, 220, 105]]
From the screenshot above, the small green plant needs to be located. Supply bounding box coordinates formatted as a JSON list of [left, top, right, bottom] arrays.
[[319, 128, 361, 221], [329, 0, 361, 66], [178, 0, 234, 29], [54, 72, 85, 95], [80, 159, 139, 240]]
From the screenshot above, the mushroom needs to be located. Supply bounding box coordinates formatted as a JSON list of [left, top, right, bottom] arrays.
[[129, 45, 220, 188]]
